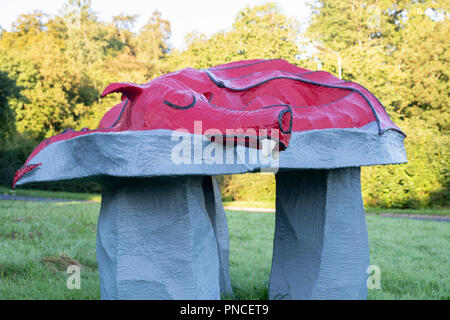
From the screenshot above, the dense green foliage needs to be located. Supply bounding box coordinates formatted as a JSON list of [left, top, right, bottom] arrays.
[[168, 3, 300, 69], [0, 0, 447, 208], [218, 173, 276, 202], [0, 71, 18, 147], [362, 117, 449, 208], [306, 0, 449, 208]]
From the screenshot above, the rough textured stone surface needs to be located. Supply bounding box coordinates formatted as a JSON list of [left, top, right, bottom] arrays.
[[269, 168, 370, 300], [203, 176, 233, 297], [96, 176, 220, 300], [15, 123, 406, 187]]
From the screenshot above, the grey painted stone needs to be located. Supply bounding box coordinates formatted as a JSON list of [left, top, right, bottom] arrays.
[[15, 123, 406, 187], [269, 168, 370, 300], [203, 176, 233, 297], [13, 122, 405, 301], [96, 176, 220, 299]]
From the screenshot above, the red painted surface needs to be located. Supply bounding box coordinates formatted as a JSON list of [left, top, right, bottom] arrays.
[[15, 59, 403, 186], [12, 163, 41, 189]]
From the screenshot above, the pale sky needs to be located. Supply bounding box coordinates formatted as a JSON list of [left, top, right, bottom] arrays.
[[0, 0, 312, 49]]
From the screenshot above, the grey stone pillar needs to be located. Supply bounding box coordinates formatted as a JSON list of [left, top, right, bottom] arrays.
[[269, 168, 370, 300], [202, 176, 233, 298], [96, 176, 220, 300]]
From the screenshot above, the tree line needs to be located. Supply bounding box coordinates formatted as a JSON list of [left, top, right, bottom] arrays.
[[0, 0, 448, 208]]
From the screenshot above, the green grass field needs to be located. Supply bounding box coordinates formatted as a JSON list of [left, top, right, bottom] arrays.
[[2, 187, 258, 206], [0, 186, 101, 202], [222, 200, 450, 216], [3, 186, 449, 217], [0, 199, 448, 299]]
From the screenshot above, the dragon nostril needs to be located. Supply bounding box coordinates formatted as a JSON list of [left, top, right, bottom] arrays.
[[203, 92, 213, 102], [279, 108, 293, 134]]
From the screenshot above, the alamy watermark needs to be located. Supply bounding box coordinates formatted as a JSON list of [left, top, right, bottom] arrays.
[[367, 265, 381, 290], [66, 265, 81, 290], [170, 121, 281, 173], [367, 5, 382, 31]]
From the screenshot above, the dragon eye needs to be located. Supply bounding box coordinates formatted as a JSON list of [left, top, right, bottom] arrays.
[[163, 91, 197, 109]]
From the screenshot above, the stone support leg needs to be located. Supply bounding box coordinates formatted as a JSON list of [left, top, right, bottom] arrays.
[[96, 176, 220, 300], [269, 168, 370, 300], [202, 176, 233, 298]]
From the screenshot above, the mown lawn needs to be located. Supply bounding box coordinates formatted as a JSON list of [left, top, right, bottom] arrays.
[[0, 200, 448, 299], [222, 200, 450, 216], [3, 187, 449, 216], [0, 186, 101, 202]]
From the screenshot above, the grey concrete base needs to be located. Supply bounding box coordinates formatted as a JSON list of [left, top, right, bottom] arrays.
[[269, 168, 370, 300], [15, 123, 407, 187], [203, 177, 233, 297], [96, 176, 220, 299]]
